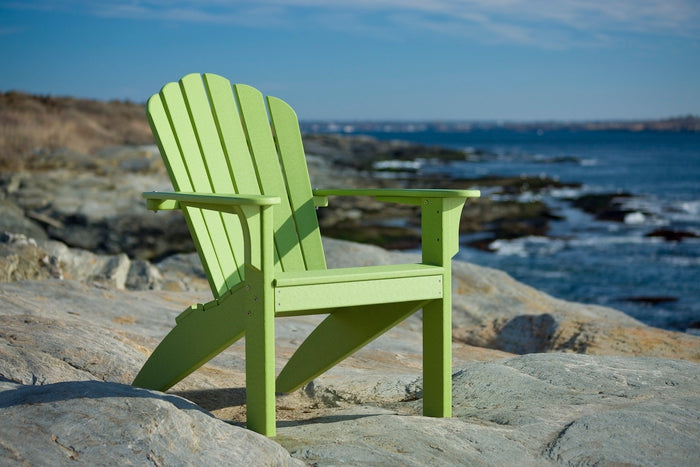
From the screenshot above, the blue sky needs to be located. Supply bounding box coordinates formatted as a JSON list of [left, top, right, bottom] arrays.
[[1, 0, 699, 120]]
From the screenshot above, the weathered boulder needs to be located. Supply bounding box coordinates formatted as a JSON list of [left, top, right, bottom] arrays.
[[0, 233, 61, 283], [0, 232, 131, 289], [0, 233, 200, 291], [0, 380, 301, 466]]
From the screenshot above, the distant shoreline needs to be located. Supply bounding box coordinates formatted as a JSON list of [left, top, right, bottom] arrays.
[[1, 90, 698, 135], [301, 115, 700, 134]]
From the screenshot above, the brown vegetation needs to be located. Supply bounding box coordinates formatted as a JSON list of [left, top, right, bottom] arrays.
[[0, 91, 153, 170]]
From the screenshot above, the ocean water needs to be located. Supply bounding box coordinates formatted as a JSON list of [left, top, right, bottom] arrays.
[[356, 129, 700, 334]]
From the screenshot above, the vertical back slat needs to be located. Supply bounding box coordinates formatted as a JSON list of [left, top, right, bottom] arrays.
[[202, 74, 259, 195], [148, 88, 228, 296], [234, 84, 306, 272], [203, 74, 282, 270], [179, 74, 243, 286], [159, 82, 234, 296], [267, 96, 326, 271]]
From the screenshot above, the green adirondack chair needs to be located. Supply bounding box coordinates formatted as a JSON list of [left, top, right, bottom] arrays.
[[132, 73, 480, 436]]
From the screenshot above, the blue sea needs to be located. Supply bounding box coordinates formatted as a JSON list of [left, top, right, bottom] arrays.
[[350, 129, 700, 334]]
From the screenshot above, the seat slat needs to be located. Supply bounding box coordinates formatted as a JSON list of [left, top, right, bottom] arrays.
[[267, 96, 326, 271], [275, 274, 443, 313], [234, 84, 306, 272], [148, 90, 228, 296], [274, 263, 443, 287]]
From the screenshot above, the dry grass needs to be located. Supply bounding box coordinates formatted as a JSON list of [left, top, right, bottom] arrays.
[[0, 91, 154, 170]]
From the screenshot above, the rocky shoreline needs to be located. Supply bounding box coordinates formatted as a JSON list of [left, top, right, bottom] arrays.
[[0, 135, 639, 258], [1, 136, 699, 465]]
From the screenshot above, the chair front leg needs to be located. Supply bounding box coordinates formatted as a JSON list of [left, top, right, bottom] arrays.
[[237, 204, 277, 436], [422, 296, 452, 417], [420, 197, 465, 417]]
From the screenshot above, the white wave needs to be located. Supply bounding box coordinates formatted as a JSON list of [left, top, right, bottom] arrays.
[[490, 236, 566, 257], [667, 200, 700, 223], [517, 192, 543, 202], [372, 160, 423, 170], [680, 200, 700, 216], [624, 212, 647, 224], [549, 187, 583, 198], [660, 256, 700, 267], [569, 235, 664, 247], [489, 239, 528, 257]]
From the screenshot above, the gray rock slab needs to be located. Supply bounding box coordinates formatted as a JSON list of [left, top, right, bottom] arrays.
[[0, 199, 48, 240], [451, 354, 700, 466], [0, 279, 204, 339], [277, 406, 542, 467], [0, 380, 300, 466], [0, 313, 145, 385], [280, 354, 700, 466]]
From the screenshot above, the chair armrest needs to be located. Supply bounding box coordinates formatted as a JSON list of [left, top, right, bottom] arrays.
[[312, 188, 480, 206], [313, 188, 479, 262], [143, 191, 281, 212], [143, 191, 278, 272]]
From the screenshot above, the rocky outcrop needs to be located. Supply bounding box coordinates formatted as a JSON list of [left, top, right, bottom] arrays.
[[0, 139, 698, 464], [0, 270, 697, 465], [0, 141, 574, 257], [0, 145, 200, 259]]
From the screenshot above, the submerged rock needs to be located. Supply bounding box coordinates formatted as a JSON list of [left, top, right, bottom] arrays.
[[570, 192, 638, 222], [620, 295, 680, 305], [646, 228, 699, 242]]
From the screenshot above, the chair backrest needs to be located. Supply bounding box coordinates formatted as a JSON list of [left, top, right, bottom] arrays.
[[147, 73, 326, 297]]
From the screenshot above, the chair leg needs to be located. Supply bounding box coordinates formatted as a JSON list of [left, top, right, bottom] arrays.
[[420, 197, 461, 417], [243, 282, 277, 436], [422, 296, 452, 417], [132, 289, 247, 392]]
